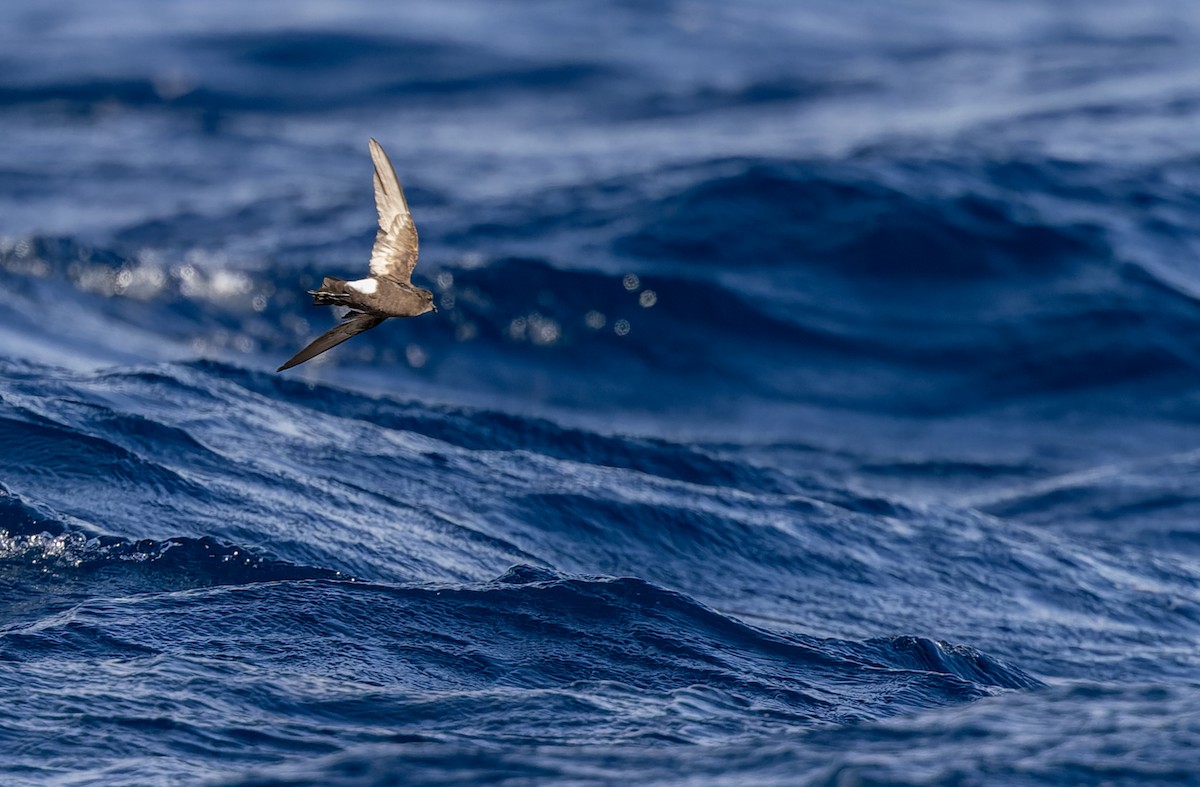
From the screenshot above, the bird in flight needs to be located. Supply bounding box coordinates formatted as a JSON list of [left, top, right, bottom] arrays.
[[277, 138, 437, 372]]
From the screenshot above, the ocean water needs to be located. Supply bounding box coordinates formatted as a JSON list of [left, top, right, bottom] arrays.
[[3, 0, 1200, 784]]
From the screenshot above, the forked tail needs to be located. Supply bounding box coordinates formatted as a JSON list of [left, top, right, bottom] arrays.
[[309, 276, 350, 306]]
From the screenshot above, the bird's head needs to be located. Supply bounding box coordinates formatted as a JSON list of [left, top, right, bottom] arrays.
[[420, 288, 438, 314]]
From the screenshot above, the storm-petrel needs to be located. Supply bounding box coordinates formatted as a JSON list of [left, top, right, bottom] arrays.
[[277, 138, 436, 372]]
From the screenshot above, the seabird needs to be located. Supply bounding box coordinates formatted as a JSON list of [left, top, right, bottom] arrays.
[[277, 138, 437, 372]]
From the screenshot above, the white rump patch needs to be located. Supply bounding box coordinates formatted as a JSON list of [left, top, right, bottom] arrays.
[[348, 278, 378, 295]]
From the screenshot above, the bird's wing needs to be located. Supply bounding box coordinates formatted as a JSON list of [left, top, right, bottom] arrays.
[[277, 312, 387, 372], [367, 138, 419, 283]]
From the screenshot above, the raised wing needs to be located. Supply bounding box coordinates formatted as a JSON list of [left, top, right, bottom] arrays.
[[368, 138, 419, 283], [277, 312, 387, 372]]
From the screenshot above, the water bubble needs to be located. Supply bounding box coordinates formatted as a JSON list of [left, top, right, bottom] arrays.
[[622, 274, 640, 291], [406, 344, 428, 368], [508, 316, 528, 341], [440, 293, 456, 310], [252, 294, 268, 312], [585, 310, 606, 330], [143, 266, 166, 292], [531, 318, 561, 346], [614, 319, 631, 336], [210, 270, 252, 297], [639, 290, 657, 308], [436, 271, 454, 290]]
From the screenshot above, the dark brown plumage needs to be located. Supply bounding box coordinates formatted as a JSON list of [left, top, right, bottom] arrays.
[[277, 139, 437, 373]]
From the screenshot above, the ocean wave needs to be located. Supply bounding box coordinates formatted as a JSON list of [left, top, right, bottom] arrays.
[[1, 562, 1038, 734], [10, 226, 1200, 417], [616, 159, 1107, 279], [215, 683, 1200, 787], [0, 30, 613, 117], [5, 354, 1200, 688], [0, 484, 344, 590], [5, 0, 1200, 783], [0, 562, 1041, 784]]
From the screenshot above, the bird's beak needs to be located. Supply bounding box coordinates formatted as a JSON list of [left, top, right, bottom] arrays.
[[432, 304, 439, 313]]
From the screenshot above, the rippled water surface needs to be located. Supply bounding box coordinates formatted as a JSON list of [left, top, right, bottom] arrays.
[[3, 1, 1200, 784]]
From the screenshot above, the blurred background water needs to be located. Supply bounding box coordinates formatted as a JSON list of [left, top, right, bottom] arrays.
[[3, 1, 1200, 784]]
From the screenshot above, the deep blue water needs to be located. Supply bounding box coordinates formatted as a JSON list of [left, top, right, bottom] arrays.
[[3, 1, 1200, 784]]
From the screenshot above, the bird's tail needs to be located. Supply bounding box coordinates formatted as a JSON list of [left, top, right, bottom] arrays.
[[309, 276, 350, 306]]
